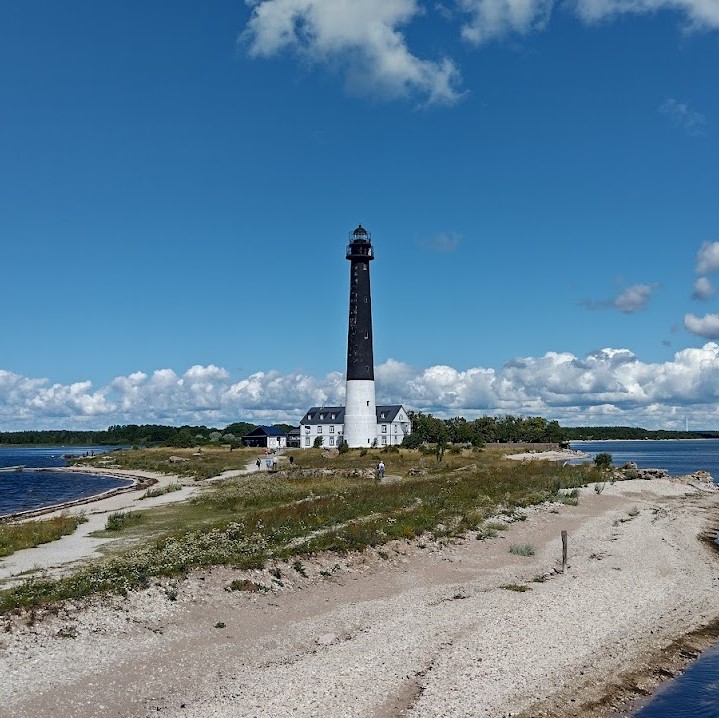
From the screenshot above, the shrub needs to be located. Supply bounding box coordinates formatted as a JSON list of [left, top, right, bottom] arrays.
[[313, 436, 324, 449], [509, 544, 535, 556], [337, 439, 349, 454], [105, 511, 143, 531], [594, 452, 613, 470], [140, 483, 182, 500]]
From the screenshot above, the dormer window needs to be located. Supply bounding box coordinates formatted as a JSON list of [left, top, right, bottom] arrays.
[[307, 414, 312, 420], [380, 412, 386, 419], [331, 413, 336, 420], [320, 413, 325, 420]]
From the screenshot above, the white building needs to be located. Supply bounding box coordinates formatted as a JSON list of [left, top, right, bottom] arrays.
[[299, 405, 412, 449]]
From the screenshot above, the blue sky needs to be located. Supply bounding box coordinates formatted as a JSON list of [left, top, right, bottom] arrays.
[[1, 0, 718, 431]]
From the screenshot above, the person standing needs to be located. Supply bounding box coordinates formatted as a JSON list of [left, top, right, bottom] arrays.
[[377, 460, 385, 480]]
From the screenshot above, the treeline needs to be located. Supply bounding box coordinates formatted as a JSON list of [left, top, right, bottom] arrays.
[[561, 426, 719, 440], [402, 413, 566, 447], [0, 422, 273, 448]]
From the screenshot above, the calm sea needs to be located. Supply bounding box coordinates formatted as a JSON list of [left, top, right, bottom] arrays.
[[571, 440, 719, 716], [0, 446, 131, 517], [570, 439, 719, 481]]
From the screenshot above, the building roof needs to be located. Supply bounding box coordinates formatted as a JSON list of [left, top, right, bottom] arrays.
[[242, 425, 287, 438], [300, 405, 406, 425], [300, 407, 345, 425]]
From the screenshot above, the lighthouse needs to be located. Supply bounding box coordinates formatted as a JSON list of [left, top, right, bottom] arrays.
[[343, 224, 377, 447]]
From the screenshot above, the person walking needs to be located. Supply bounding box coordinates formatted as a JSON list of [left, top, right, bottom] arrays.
[[377, 460, 385, 480]]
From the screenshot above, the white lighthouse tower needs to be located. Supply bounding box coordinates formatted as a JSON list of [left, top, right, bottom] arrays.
[[343, 225, 377, 448]]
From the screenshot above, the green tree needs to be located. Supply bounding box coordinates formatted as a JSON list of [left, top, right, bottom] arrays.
[[594, 452, 613, 470], [313, 436, 324, 448]]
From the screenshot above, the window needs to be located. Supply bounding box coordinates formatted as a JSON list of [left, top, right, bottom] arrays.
[[320, 413, 324, 420], [382, 424, 387, 433], [331, 413, 336, 420], [380, 412, 385, 419], [305, 425, 310, 433], [330, 425, 335, 433], [307, 414, 312, 420], [364, 332, 369, 339], [317, 426, 322, 434], [305, 438, 310, 447], [382, 437, 387, 445], [329, 437, 335, 446]]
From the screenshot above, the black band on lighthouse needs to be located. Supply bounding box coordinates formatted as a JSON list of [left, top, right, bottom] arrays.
[[346, 225, 375, 381]]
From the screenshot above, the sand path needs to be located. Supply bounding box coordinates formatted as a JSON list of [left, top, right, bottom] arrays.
[[2, 479, 718, 718]]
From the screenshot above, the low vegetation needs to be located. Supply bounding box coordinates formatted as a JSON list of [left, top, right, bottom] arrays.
[[139, 483, 183, 500], [0, 514, 87, 558], [0, 445, 603, 612], [509, 544, 536, 557]]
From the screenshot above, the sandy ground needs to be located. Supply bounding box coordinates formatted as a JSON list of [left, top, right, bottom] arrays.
[[2, 475, 719, 718]]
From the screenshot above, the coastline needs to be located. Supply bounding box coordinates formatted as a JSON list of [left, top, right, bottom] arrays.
[[0, 467, 153, 522], [1, 475, 719, 718]]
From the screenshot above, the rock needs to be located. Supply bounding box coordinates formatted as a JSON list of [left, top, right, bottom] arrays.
[[622, 462, 638, 470]]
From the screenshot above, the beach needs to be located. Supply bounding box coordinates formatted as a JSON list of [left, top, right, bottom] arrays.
[[2, 471, 719, 718]]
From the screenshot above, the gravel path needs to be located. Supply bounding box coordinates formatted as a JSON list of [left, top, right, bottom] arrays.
[[1, 479, 718, 718]]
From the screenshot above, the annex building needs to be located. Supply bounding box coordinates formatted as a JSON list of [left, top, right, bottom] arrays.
[[299, 405, 411, 449]]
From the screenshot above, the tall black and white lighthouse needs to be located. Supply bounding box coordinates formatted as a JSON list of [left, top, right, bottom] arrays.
[[343, 224, 377, 447]]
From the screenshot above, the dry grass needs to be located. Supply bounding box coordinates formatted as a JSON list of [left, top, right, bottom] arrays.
[[0, 446, 603, 612]]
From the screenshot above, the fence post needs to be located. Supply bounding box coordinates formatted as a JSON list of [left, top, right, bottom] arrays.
[[561, 530, 568, 573]]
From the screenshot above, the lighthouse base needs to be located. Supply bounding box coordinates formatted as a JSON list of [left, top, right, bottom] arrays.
[[343, 380, 377, 448]]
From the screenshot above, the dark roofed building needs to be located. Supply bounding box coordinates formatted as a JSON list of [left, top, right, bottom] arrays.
[[242, 425, 287, 450], [298, 405, 411, 449]]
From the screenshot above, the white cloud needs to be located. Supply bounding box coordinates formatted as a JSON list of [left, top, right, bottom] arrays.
[[612, 283, 657, 313], [692, 276, 715, 300], [696, 241, 719, 275], [684, 312, 719, 339], [418, 231, 461, 252], [575, 0, 719, 29], [582, 283, 658, 313], [457, 0, 555, 44], [5, 344, 719, 430], [242, 0, 463, 105], [659, 98, 707, 135]]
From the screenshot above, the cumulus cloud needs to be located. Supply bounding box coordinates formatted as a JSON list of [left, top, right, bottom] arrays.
[[242, 0, 463, 105], [417, 231, 461, 252], [612, 283, 658, 313], [684, 313, 719, 339], [457, 0, 555, 44], [582, 283, 658, 313], [659, 98, 707, 135], [5, 343, 719, 430], [696, 241, 719, 275], [692, 276, 715, 300]]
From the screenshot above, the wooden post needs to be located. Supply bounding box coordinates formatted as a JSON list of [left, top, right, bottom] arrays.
[[561, 530, 568, 573]]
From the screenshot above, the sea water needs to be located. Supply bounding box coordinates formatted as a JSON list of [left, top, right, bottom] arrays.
[[570, 439, 719, 480], [571, 439, 719, 716], [0, 446, 131, 516]]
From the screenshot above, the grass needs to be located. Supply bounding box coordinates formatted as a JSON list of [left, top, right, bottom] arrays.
[[509, 544, 536, 556], [0, 446, 603, 613], [501, 583, 532, 592], [139, 483, 183, 500], [0, 514, 88, 558], [105, 511, 143, 531]]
